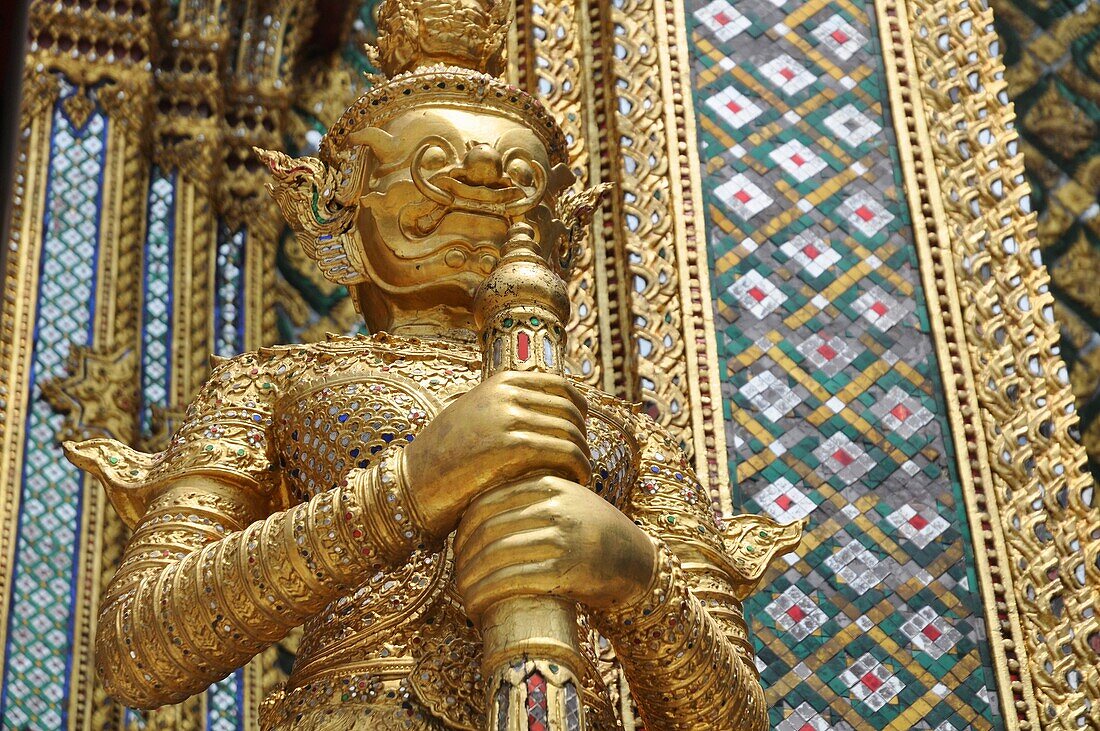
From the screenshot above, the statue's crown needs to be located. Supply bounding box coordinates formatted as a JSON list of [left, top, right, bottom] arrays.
[[369, 0, 509, 76], [319, 0, 567, 166]]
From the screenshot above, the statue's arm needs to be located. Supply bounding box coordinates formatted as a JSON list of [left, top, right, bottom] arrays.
[[89, 445, 418, 709], [596, 425, 799, 731], [64, 350, 434, 709]]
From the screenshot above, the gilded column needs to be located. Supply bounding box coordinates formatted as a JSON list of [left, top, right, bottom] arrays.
[[0, 0, 154, 728], [517, 0, 611, 390]]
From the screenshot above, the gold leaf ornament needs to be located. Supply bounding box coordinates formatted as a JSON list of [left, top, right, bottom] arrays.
[[254, 147, 369, 287], [719, 515, 806, 600]]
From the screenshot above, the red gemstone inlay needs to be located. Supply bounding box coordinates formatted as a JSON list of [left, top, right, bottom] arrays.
[[734, 189, 752, 203], [726, 99, 743, 113], [802, 243, 821, 259], [890, 403, 911, 421], [832, 448, 854, 467], [922, 624, 942, 641], [855, 205, 875, 221], [908, 514, 929, 530], [517, 331, 531, 362], [861, 672, 883, 691], [800, 725, 816, 731], [779, 67, 796, 80], [831, 29, 850, 43], [871, 301, 888, 317], [748, 286, 767, 302], [791, 153, 806, 167], [817, 343, 837, 360], [714, 10, 731, 24], [774, 494, 794, 511], [786, 605, 806, 622]]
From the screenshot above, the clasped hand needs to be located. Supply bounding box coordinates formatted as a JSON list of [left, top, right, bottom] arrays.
[[403, 372, 657, 618]]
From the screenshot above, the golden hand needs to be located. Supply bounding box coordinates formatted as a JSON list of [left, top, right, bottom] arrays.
[[403, 371, 592, 539], [453, 475, 660, 620]]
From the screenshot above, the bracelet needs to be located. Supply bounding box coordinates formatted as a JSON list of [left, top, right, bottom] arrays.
[[353, 444, 430, 565], [599, 537, 681, 635]]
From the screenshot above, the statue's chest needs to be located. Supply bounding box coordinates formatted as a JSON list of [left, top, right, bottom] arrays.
[[271, 366, 639, 507], [273, 372, 444, 503]]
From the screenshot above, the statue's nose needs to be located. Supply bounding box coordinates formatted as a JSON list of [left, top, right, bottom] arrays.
[[462, 144, 503, 185]]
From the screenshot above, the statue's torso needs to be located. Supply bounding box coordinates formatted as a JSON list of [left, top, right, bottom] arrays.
[[255, 335, 644, 730]]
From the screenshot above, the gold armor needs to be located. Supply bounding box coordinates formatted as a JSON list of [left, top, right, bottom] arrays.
[[63, 0, 802, 728]]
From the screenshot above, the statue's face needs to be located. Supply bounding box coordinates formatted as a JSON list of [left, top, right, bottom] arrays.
[[349, 107, 573, 315]]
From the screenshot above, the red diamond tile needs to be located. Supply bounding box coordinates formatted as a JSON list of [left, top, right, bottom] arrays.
[[748, 286, 767, 302], [726, 99, 743, 113], [832, 448, 854, 467], [715, 10, 732, 24], [890, 403, 911, 421], [786, 605, 806, 622], [775, 494, 794, 511], [800, 725, 815, 731], [802, 243, 821, 259], [908, 513, 929, 530], [922, 624, 942, 641], [861, 672, 883, 692], [831, 29, 850, 43], [817, 343, 837, 360], [870, 301, 888, 316], [791, 153, 806, 166], [855, 205, 875, 221], [779, 67, 796, 80], [734, 189, 752, 203]]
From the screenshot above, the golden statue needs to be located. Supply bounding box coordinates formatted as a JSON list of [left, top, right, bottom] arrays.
[[63, 0, 802, 728]]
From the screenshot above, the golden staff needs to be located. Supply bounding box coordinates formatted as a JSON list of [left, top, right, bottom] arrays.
[[471, 221, 586, 731]]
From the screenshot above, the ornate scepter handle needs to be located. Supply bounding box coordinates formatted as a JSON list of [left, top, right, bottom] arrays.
[[471, 222, 586, 731]]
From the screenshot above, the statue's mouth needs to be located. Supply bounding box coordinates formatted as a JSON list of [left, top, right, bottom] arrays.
[[425, 172, 529, 215]]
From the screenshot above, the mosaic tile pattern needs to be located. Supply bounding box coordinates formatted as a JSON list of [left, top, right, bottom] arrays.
[[207, 674, 242, 731], [0, 81, 106, 727], [140, 169, 175, 438], [214, 225, 247, 358], [687, 0, 1004, 727]]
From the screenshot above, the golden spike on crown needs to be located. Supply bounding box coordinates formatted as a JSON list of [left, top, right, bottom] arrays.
[[366, 0, 510, 77]]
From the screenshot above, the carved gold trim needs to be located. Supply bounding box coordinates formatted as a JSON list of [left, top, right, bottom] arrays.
[[875, 0, 1099, 727], [0, 79, 56, 679], [658, 0, 731, 509], [173, 178, 218, 409]]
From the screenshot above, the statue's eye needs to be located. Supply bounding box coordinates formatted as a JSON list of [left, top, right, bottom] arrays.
[[506, 158, 534, 187], [420, 145, 449, 171]]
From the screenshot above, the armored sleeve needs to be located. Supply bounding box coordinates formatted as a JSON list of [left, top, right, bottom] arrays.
[[596, 421, 799, 731]]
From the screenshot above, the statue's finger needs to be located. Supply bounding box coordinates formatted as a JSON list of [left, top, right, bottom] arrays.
[[455, 528, 564, 593], [459, 561, 565, 620]]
